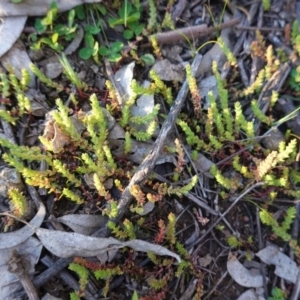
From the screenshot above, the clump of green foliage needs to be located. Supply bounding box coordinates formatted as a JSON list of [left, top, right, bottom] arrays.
[[0, 67, 31, 124]]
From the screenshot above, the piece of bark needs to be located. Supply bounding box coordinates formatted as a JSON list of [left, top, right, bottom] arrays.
[[149, 18, 241, 45]]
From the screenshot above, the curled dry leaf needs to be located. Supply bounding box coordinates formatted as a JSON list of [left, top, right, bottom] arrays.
[[256, 245, 298, 283], [56, 214, 108, 236], [227, 252, 264, 288], [35, 228, 181, 262], [114, 61, 135, 107], [0, 202, 46, 249]]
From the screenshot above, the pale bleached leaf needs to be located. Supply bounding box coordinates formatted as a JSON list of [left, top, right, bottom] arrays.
[[256, 245, 298, 283], [227, 253, 263, 288], [0, 0, 102, 17], [36, 228, 181, 262], [236, 289, 265, 300], [56, 214, 108, 236], [114, 62, 135, 107], [0, 202, 45, 249], [0, 16, 26, 58]]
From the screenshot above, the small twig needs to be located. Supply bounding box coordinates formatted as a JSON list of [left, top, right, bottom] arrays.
[[95, 54, 203, 238], [191, 182, 265, 255], [236, 25, 285, 31], [149, 18, 241, 44], [7, 250, 39, 300]]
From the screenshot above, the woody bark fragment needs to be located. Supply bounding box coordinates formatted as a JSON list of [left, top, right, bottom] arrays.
[[149, 18, 241, 44]]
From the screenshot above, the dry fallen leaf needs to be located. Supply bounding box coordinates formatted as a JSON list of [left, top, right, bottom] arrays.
[[256, 245, 298, 283], [114, 61, 135, 107], [35, 228, 181, 262], [56, 214, 108, 236], [0, 16, 26, 58], [0, 202, 45, 249], [227, 252, 264, 288], [0, 0, 102, 17], [236, 289, 265, 300]]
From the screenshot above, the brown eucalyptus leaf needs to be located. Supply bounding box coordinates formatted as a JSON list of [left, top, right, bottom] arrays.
[[56, 214, 108, 236], [36, 228, 181, 262], [0, 202, 46, 249]]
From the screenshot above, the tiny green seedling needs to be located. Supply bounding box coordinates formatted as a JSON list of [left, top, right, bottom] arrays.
[[31, 2, 77, 51], [58, 53, 87, 91], [99, 41, 124, 62], [108, 1, 143, 40], [79, 24, 101, 60]]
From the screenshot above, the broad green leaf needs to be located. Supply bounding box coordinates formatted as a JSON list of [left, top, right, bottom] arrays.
[[140, 54, 155, 66], [99, 46, 110, 56], [119, 1, 132, 19], [96, 4, 107, 15], [68, 9, 75, 28], [134, 24, 143, 36], [111, 41, 124, 53], [79, 48, 93, 60], [108, 53, 122, 63], [84, 32, 95, 49], [54, 24, 77, 36], [123, 29, 134, 40], [30, 33, 38, 42], [125, 12, 141, 24], [75, 5, 85, 20], [108, 17, 124, 27], [84, 25, 101, 35], [34, 19, 47, 33]]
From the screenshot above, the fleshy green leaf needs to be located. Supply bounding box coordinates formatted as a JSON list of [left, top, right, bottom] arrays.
[[79, 48, 93, 60]]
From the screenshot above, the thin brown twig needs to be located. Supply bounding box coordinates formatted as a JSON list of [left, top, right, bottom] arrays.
[[149, 18, 241, 44], [7, 250, 39, 300], [94, 54, 203, 238]]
